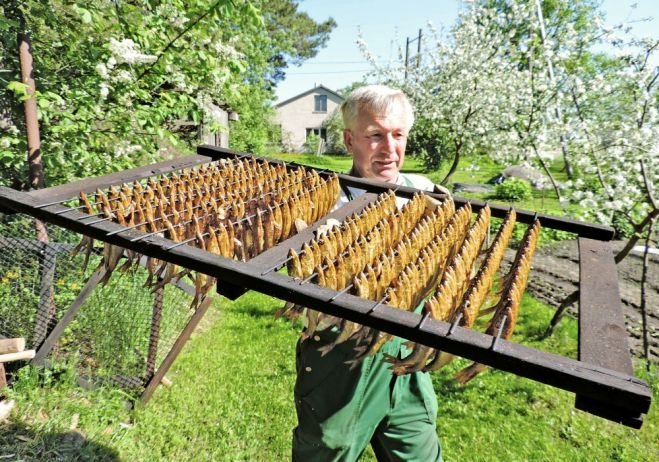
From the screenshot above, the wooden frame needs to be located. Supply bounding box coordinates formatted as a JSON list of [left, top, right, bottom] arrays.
[[0, 146, 650, 427]]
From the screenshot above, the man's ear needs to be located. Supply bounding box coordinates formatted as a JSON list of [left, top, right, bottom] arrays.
[[343, 129, 353, 153]]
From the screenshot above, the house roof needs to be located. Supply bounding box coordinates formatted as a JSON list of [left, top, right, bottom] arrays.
[[275, 84, 344, 108]]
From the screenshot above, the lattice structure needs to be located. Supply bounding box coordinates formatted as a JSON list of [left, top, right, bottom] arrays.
[[0, 215, 194, 393], [0, 145, 651, 426]]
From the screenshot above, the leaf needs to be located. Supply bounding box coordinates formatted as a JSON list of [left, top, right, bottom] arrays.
[[6, 81, 29, 100]]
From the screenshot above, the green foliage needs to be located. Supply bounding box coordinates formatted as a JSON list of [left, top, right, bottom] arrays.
[[304, 133, 322, 154], [495, 178, 533, 202], [322, 107, 347, 154], [407, 117, 452, 170], [0, 0, 335, 188]]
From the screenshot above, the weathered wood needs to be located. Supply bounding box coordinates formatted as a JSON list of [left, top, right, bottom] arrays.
[[146, 284, 164, 378], [575, 238, 635, 421], [197, 145, 615, 240], [27, 155, 219, 204], [32, 266, 106, 365], [577, 238, 633, 373], [0, 350, 35, 363], [575, 395, 643, 429], [0, 363, 6, 389], [140, 295, 213, 405], [33, 243, 57, 348], [0, 338, 26, 355], [0, 185, 650, 425]]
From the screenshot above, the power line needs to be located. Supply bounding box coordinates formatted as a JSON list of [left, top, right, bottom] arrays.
[[285, 69, 371, 75]]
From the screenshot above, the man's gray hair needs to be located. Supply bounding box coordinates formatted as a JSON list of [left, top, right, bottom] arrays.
[[341, 85, 415, 131]]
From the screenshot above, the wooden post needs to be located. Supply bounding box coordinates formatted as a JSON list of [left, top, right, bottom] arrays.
[[146, 284, 164, 378], [140, 295, 213, 405], [33, 243, 57, 348], [32, 267, 106, 365], [0, 364, 6, 389]]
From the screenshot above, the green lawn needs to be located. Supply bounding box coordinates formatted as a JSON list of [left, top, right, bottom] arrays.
[[2, 292, 657, 461]]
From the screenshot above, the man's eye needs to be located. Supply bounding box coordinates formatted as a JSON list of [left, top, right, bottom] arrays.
[[370, 134, 382, 141]]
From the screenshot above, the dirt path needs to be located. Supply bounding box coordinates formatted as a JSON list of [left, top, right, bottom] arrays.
[[504, 240, 659, 361]]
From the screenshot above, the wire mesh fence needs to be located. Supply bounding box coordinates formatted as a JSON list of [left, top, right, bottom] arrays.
[[0, 213, 199, 395]]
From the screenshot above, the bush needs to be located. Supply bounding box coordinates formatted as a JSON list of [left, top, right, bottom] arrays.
[[304, 134, 322, 154], [494, 178, 532, 202]]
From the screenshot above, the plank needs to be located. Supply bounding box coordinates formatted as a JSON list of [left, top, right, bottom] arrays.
[[0, 338, 26, 355], [27, 154, 219, 204], [577, 238, 633, 373], [0, 186, 650, 424], [575, 238, 635, 421], [0, 350, 35, 363], [197, 145, 615, 240], [0, 363, 5, 389]]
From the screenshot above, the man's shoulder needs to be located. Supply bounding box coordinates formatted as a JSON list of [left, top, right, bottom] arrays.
[[400, 173, 435, 191]]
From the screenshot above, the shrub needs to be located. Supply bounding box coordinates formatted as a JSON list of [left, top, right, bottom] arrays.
[[494, 178, 532, 202], [304, 133, 322, 154]]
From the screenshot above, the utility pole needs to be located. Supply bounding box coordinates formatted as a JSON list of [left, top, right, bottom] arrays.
[[404, 28, 422, 80]]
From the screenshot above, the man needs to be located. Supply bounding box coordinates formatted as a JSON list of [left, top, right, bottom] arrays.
[[292, 85, 444, 462]]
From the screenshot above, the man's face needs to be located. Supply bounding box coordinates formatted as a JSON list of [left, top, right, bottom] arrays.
[[343, 105, 410, 183]]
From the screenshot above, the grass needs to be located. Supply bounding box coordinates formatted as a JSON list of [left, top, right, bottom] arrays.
[[2, 291, 658, 461]]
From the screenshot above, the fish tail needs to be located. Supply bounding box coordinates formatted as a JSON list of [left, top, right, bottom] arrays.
[[454, 362, 489, 385]]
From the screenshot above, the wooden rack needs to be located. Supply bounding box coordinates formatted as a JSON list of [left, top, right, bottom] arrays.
[[0, 144, 650, 427]]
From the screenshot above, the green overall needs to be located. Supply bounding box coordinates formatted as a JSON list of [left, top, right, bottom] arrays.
[[292, 175, 443, 462]]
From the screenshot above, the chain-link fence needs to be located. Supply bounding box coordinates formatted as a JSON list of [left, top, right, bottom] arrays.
[[0, 213, 200, 396]]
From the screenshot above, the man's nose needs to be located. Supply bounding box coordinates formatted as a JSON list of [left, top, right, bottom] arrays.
[[381, 133, 397, 155]]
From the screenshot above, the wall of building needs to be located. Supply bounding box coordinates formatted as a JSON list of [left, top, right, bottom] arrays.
[[275, 87, 343, 151]]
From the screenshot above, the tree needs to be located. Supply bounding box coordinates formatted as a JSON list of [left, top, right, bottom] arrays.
[[0, 0, 336, 188]]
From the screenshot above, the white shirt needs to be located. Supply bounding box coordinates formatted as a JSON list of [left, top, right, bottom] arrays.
[[337, 173, 436, 210]]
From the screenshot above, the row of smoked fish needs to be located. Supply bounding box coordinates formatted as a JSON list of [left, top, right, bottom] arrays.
[[75, 156, 340, 308], [284, 191, 540, 383]]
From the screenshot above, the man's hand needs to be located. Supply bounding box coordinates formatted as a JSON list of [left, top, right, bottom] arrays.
[[433, 184, 452, 196]]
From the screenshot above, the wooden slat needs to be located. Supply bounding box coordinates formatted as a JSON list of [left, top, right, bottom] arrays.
[[0, 350, 35, 363], [27, 154, 219, 203], [0, 186, 650, 424], [217, 192, 378, 299], [577, 238, 633, 373], [575, 238, 636, 421], [0, 338, 26, 355], [32, 267, 106, 365], [197, 145, 615, 240]]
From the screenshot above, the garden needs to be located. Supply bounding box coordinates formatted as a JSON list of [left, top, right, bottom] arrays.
[[0, 0, 658, 461]]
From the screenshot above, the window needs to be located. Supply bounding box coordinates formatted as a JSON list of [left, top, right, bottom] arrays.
[[306, 127, 327, 141], [314, 94, 327, 112]]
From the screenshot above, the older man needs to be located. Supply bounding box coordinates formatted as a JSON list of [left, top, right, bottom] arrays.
[[292, 85, 443, 462]]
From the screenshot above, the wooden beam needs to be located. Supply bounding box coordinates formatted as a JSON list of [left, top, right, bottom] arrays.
[[140, 295, 213, 405], [26, 155, 219, 204], [32, 266, 106, 365], [0, 350, 35, 363], [0, 185, 650, 425], [0, 338, 26, 355], [575, 238, 636, 421], [0, 364, 6, 389], [197, 145, 616, 240]]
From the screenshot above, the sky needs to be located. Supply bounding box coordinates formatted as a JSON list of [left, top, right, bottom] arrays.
[[274, 0, 659, 103]]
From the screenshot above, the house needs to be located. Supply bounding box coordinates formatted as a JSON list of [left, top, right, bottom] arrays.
[[275, 84, 344, 152]]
